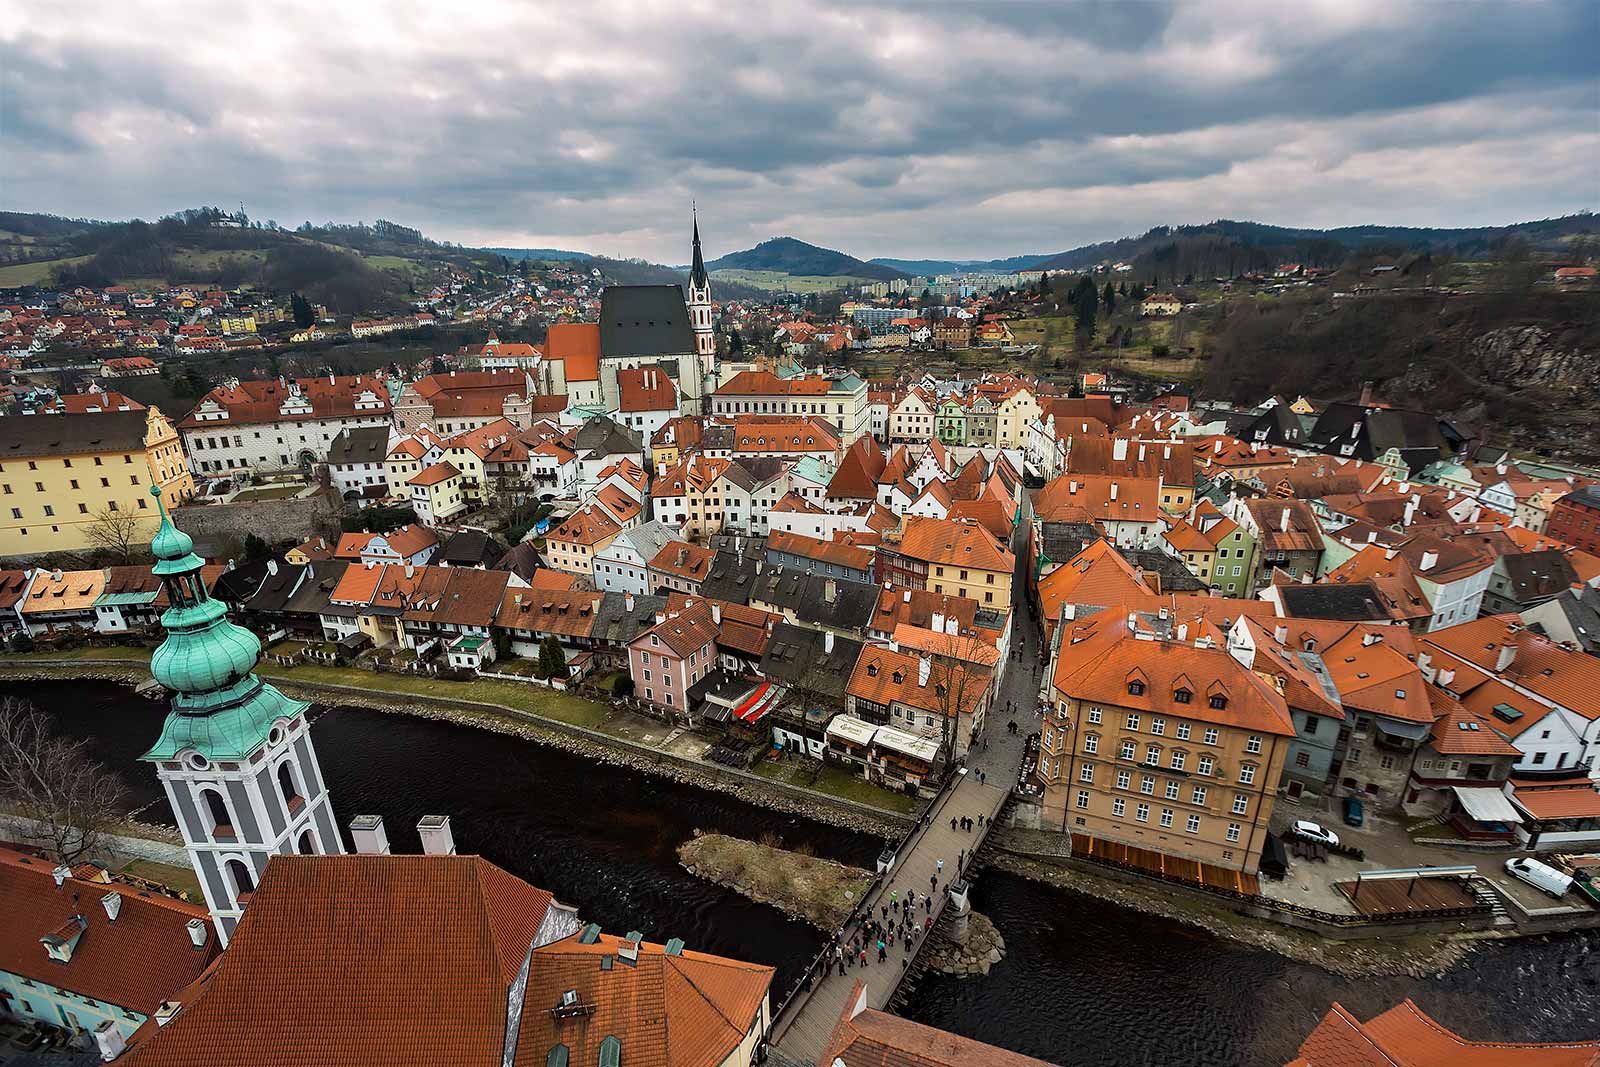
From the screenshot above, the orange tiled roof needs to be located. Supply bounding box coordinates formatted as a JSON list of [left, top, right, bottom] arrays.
[[546, 322, 601, 381], [1035, 473, 1162, 526], [22, 568, 105, 614], [897, 516, 1014, 573], [618, 366, 678, 412], [0, 848, 216, 1018], [1425, 615, 1600, 719], [767, 529, 875, 573], [410, 461, 460, 487], [1037, 540, 1151, 621], [848, 643, 984, 717], [1292, 999, 1600, 1066], [650, 540, 716, 581], [549, 504, 622, 547], [821, 981, 1053, 1066], [716, 369, 831, 396]]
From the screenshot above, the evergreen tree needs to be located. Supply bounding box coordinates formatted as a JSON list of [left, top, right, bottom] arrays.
[[1118, 280, 1127, 296], [728, 329, 744, 355], [1038, 272, 1052, 295], [1101, 282, 1117, 313], [289, 291, 315, 329]]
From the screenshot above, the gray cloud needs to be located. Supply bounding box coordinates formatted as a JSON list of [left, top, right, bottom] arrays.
[[1, 0, 1595, 262]]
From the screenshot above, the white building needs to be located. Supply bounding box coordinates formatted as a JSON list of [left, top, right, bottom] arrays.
[[326, 426, 390, 501], [593, 519, 680, 595], [179, 375, 391, 475]]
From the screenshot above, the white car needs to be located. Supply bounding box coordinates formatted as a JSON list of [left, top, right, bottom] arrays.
[[1292, 820, 1340, 848]]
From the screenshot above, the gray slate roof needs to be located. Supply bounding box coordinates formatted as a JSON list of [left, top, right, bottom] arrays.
[[600, 286, 695, 357], [0, 410, 148, 458]]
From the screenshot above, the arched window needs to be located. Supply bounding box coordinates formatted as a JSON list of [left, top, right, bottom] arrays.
[[598, 1037, 621, 1067], [277, 762, 303, 811], [297, 829, 316, 854], [201, 788, 234, 840], [546, 1045, 569, 1067], [226, 859, 255, 898]]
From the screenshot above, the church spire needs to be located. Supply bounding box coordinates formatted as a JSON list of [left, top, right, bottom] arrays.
[[141, 485, 341, 945], [690, 206, 709, 290]]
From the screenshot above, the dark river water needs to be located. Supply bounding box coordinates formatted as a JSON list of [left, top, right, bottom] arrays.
[[18, 680, 1600, 1065]]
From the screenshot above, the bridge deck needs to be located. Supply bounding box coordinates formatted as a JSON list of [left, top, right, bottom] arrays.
[[770, 767, 1013, 1063]]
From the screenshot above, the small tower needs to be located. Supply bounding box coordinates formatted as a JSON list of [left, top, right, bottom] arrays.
[[139, 487, 341, 945], [686, 209, 716, 385]]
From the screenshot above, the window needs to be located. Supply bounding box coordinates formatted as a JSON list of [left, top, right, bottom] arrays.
[[1186, 814, 1201, 834], [1294, 751, 1310, 769], [1112, 798, 1126, 818], [1087, 707, 1102, 725], [1084, 735, 1098, 754], [1192, 785, 1207, 805], [1239, 765, 1257, 785], [1173, 689, 1191, 704], [1146, 744, 1163, 765], [201, 789, 234, 840], [1076, 790, 1090, 809], [1127, 681, 1145, 696], [297, 829, 317, 854], [1232, 793, 1249, 815], [1170, 751, 1186, 771], [226, 859, 255, 898], [1175, 722, 1191, 740], [1164, 780, 1179, 799], [1210, 694, 1229, 709], [1120, 740, 1136, 760], [1198, 755, 1214, 776], [1151, 717, 1165, 736], [1079, 763, 1095, 783], [1246, 735, 1262, 754], [1140, 775, 1155, 795], [1135, 803, 1150, 823], [276, 762, 303, 811], [1126, 713, 1140, 730], [1116, 769, 1131, 789], [1303, 716, 1319, 736], [1203, 728, 1219, 745], [1226, 823, 1242, 843]]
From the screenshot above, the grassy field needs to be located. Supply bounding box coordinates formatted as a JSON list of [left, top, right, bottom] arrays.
[[711, 268, 869, 293], [170, 248, 269, 277], [120, 859, 204, 900], [0, 645, 153, 663], [0, 255, 92, 286], [229, 484, 307, 501], [361, 254, 432, 275], [752, 756, 918, 813], [1008, 313, 1206, 382], [254, 659, 614, 729]]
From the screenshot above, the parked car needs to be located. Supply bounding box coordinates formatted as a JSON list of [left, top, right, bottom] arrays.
[[1292, 820, 1340, 848], [1342, 795, 1365, 827], [1505, 857, 1574, 899]]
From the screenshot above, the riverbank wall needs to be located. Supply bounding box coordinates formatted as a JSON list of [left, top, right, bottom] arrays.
[[0, 812, 186, 869], [0, 660, 914, 842]]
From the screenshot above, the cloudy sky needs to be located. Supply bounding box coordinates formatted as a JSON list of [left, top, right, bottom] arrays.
[[3, 1, 1596, 263]]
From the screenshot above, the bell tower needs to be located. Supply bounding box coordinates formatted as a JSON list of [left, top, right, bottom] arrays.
[[687, 208, 716, 388], [139, 486, 341, 944]]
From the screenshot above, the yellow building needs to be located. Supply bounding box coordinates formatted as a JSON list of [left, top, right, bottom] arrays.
[[217, 315, 257, 335], [993, 386, 1041, 449], [1037, 611, 1295, 873], [897, 516, 1015, 608], [0, 408, 194, 557], [408, 462, 465, 524]]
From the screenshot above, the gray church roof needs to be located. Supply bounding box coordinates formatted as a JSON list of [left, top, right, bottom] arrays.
[[600, 286, 695, 358]]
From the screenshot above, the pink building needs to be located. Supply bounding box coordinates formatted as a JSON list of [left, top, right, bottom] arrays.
[[627, 600, 719, 718]]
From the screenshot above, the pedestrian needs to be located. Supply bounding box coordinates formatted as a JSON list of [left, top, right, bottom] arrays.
[[936, 857, 945, 874], [929, 873, 937, 891], [924, 915, 933, 931], [878, 941, 887, 963], [891, 890, 898, 906], [950, 816, 958, 831], [881, 904, 888, 920]]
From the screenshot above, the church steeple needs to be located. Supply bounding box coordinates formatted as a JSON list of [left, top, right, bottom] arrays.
[[141, 486, 341, 944], [686, 207, 715, 389]]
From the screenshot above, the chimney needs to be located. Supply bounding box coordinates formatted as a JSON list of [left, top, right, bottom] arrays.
[[1358, 380, 1375, 407], [1419, 550, 1438, 572], [825, 631, 835, 653], [1163, 445, 1172, 460], [903, 589, 912, 603], [1437, 667, 1456, 688], [94, 1020, 127, 1062], [824, 579, 837, 603], [52, 865, 70, 887], [918, 655, 931, 687], [711, 603, 722, 625], [349, 814, 391, 855], [100, 892, 122, 922], [1110, 482, 1119, 501], [1495, 642, 1516, 673], [1214, 440, 1224, 455], [945, 615, 958, 636], [1138, 443, 1147, 462], [186, 918, 207, 949], [405, 563, 415, 579], [417, 815, 456, 856], [1112, 438, 1128, 461], [624, 592, 635, 611], [931, 611, 945, 634], [1177, 623, 1189, 642], [1362, 631, 1382, 646], [154, 1001, 180, 1027], [1403, 499, 1418, 526], [889, 639, 899, 653], [1280, 508, 1291, 533], [1384, 546, 1398, 560]]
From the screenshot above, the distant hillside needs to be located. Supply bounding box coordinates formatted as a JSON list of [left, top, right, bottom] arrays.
[[706, 237, 908, 281], [1031, 215, 1598, 278], [869, 254, 1053, 277], [485, 246, 592, 263]]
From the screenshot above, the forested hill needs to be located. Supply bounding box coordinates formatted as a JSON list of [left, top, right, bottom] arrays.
[[706, 237, 909, 281]]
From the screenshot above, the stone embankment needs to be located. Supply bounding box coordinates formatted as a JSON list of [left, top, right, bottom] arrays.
[[990, 853, 1496, 980], [679, 831, 1004, 977]]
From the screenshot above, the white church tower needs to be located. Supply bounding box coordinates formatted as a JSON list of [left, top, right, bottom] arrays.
[[139, 487, 341, 944], [687, 209, 717, 392]]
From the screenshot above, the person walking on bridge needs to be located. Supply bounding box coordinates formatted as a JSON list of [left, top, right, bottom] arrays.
[[936, 857, 944, 875]]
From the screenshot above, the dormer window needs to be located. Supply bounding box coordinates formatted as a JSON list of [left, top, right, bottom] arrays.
[[867, 662, 879, 677], [892, 670, 904, 684], [1209, 695, 1228, 710], [1173, 688, 1191, 704], [1127, 681, 1145, 696]]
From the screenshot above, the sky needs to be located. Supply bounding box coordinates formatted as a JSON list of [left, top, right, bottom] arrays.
[[3, 1, 1596, 264]]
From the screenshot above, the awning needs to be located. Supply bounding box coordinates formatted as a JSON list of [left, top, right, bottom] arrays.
[[1375, 719, 1432, 741], [1452, 786, 1521, 823]]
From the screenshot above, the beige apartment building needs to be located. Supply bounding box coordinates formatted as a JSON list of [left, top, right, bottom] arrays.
[[1036, 609, 1295, 872]]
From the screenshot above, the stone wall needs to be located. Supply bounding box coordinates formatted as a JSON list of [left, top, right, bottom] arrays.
[[0, 813, 187, 868], [173, 491, 338, 547]]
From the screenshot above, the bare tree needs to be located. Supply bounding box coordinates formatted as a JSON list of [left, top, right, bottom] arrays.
[[84, 504, 143, 564], [922, 630, 995, 768], [0, 698, 129, 864]]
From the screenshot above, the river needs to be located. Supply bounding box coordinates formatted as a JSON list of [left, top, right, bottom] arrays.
[[18, 680, 1600, 1065]]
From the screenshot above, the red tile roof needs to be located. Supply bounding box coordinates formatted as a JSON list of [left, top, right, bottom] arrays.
[[618, 366, 678, 412], [716, 369, 831, 396], [822, 987, 1054, 1066], [1291, 999, 1600, 1066], [407, 370, 529, 419], [0, 848, 216, 1018], [410, 460, 460, 487], [1425, 616, 1600, 719], [767, 528, 875, 573], [897, 516, 1014, 573], [546, 323, 601, 382], [179, 374, 389, 428]]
